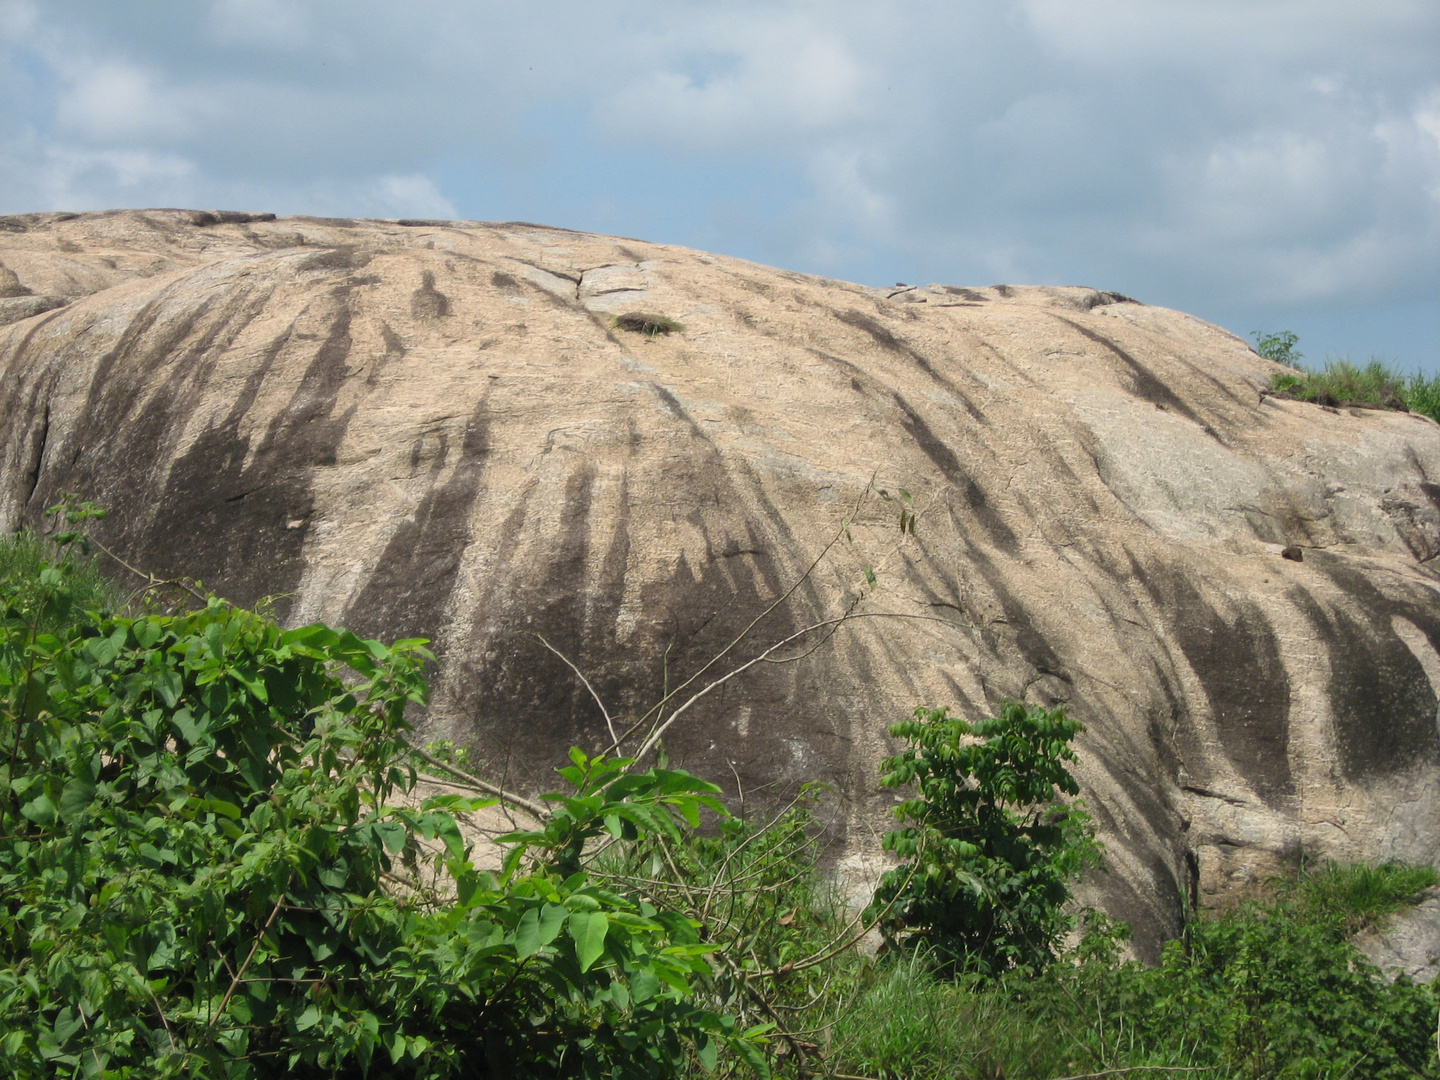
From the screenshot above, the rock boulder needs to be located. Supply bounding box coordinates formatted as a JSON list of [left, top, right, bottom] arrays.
[[4, 209, 1440, 957]]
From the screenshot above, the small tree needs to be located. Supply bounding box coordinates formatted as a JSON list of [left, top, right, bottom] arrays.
[[867, 702, 1099, 977], [1251, 329, 1303, 368]]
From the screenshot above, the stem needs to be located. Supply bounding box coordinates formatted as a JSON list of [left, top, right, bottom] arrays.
[[412, 747, 547, 820], [211, 872, 293, 1027]]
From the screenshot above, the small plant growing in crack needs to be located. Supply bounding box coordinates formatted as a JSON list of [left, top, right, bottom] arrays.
[[614, 311, 684, 338]]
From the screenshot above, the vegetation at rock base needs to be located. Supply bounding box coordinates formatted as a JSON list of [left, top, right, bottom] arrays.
[[2, 520, 1438, 1079], [0, 523, 765, 1079], [1256, 330, 1440, 423], [867, 703, 1099, 977]]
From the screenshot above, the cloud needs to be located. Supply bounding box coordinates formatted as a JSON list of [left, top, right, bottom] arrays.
[[0, 0, 1434, 347], [596, 22, 870, 148], [360, 174, 457, 220]]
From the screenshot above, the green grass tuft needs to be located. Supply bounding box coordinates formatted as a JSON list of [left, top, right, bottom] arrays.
[[1268, 358, 1440, 423], [0, 529, 122, 633], [1290, 859, 1439, 936]]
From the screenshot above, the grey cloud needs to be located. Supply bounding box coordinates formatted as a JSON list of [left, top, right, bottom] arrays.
[[0, 0, 1435, 336]]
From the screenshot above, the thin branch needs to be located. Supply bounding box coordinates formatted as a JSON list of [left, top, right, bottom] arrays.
[[211, 872, 292, 1027], [633, 611, 951, 762], [412, 747, 548, 820], [85, 534, 208, 604], [533, 633, 619, 747], [608, 484, 877, 758]]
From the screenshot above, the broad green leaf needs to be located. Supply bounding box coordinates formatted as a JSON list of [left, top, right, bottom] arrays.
[[571, 911, 608, 972], [514, 908, 542, 958], [57, 778, 95, 823], [537, 903, 567, 947], [20, 791, 56, 827]]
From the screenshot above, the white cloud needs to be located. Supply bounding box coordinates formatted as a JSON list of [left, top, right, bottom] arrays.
[[361, 174, 458, 220], [0, 0, 1435, 329], [54, 60, 195, 142], [597, 26, 870, 148]]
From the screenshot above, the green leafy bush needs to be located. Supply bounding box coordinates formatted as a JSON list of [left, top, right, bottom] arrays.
[[1253, 329, 1303, 367], [866, 702, 1099, 977], [0, 538, 765, 1079], [829, 869, 1439, 1080]]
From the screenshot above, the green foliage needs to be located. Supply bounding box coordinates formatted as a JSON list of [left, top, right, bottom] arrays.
[[0, 544, 766, 1079], [826, 869, 1439, 1080], [1287, 858, 1438, 936], [867, 702, 1099, 977], [1252, 329, 1303, 367], [1256, 331, 1440, 423], [0, 529, 121, 636], [1402, 368, 1440, 423], [593, 790, 848, 1060], [1269, 358, 1409, 411]]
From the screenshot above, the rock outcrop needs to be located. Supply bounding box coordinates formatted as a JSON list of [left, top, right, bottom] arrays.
[[4, 209, 1440, 957]]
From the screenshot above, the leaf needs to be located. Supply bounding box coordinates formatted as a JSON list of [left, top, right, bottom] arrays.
[[571, 911, 609, 972], [864, 566, 877, 587], [57, 778, 96, 824], [698, 1035, 718, 1071], [734, 1035, 772, 1079], [514, 908, 542, 958], [132, 617, 162, 649], [538, 903, 567, 947], [374, 820, 406, 855], [20, 791, 57, 827], [295, 1004, 322, 1032]]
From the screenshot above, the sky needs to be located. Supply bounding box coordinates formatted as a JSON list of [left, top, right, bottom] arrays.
[[1, 1, 1437, 370]]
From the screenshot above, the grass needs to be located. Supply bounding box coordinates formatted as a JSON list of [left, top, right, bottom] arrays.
[[0, 528, 122, 632], [1289, 858, 1438, 936], [613, 311, 684, 337], [1267, 358, 1440, 423], [801, 862, 1440, 1079]]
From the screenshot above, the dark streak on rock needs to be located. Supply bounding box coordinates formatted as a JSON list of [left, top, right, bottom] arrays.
[[833, 308, 985, 422], [344, 396, 491, 647], [1295, 556, 1440, 781], [411, 270, 451, 320], [1051, 315, 1214, 434], [1132, 560, 1293, 805], [893, 394, 1018, 553]]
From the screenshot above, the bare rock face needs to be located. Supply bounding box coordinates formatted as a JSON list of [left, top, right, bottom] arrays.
[[4, 209, 1440, 958]]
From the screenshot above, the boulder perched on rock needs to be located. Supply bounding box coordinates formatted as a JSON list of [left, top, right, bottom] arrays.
[[3, 209, 1439, 957]]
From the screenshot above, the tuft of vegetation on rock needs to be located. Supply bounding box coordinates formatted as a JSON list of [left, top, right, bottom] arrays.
[[613, 312, 684, 338], [1256, 330, 1440, 422]]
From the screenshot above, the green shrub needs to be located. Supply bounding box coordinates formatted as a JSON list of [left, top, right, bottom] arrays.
[[1288, 858, 1438, 935], [825, 868, 1440, 1080], [1253, 329, 1303, 367], [866, 702, 1099, 977], [1269, 358, 1408, 411], [0, 528, 121, 636], [1256, 331, 1440, 423], [0, 542, 766, 1079]]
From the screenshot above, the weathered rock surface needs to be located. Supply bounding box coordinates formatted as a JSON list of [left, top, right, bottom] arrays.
[[3, 208, 1440, 957], [1356, 890, 1440, 983]]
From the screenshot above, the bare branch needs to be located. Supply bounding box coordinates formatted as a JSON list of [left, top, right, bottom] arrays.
[[533, 633, 619, 747], [412, 747, 548, 820]]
